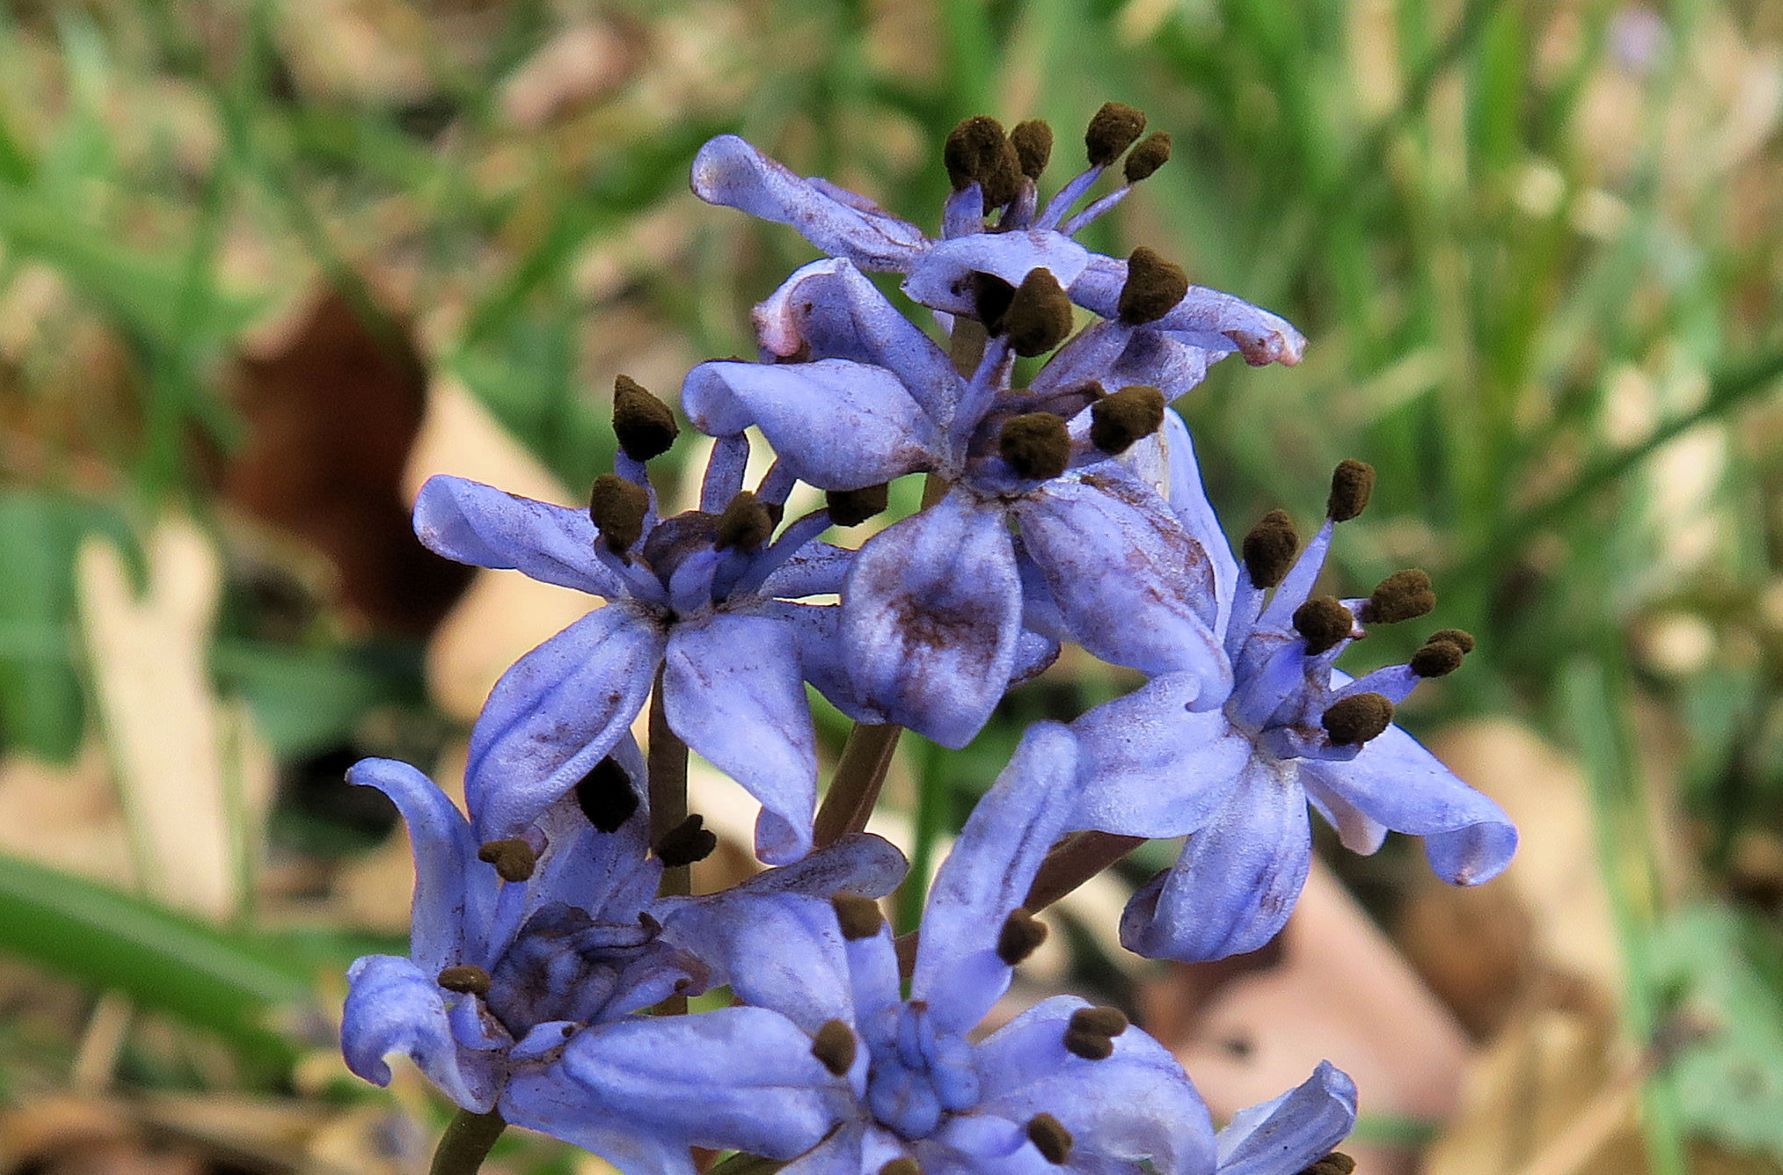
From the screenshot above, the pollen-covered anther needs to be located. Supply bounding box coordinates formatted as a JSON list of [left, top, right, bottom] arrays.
[[437, 965, 491, 995], [1428, 627, 1476, 653], [831, 892, 885, 941], [1063, 1005, 1129, 1059], [715, 491, 774, 551], [826, 483, 890, 527], [1117, 246, 1189, 325], [1327, 458, 1376, 521], [654, 815, 717, 867], [971, 272, 1016, 334], [589, 474, 648, 554], [944, 115, 1021, 208], [1005, 269, 1074, 357], [477, 838, 537, 883], [1085, 102, 1147, 166], [1123, 132, 1172, 183], [997, 907, 1049, 965], [1027, 1114, 1074, 1164], [811, 1019, 857, 1076], [1241, 509, 1300, 588], [1322, 692, 1395, 746], [612, 374, 679, 461], [999, 413, 1072, 481], [1089, 385, 1166, 454], [1011, 119, 1053, 178], [1411, 635, 1469, 678], [1293, 596, 1356, 655], [880, 1161, 922, 1175], [1300, 1153, 1357, 1175], [1362, 569, 1435, 624], [574, 756, 639, 832]]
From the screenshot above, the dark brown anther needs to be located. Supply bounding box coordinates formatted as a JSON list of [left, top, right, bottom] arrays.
[[1085, 102, 1147, 166], [1088, 385, 1166, 454], [1362, 569, 1435, 624], [612, 374, 678, 461], [1004, 269, 1074, 357], [589, 474, 648, 554], [1292, 596, 1355, 655], [831, 892, 885, 941], [971, 272, 1016, 333], [1327, 459, 1375, 521], [811, 1019, 857, 1076], [997, 908, 1049, 965], [1410, 637, 1466, 678], [715, 491, 774, 551], [1241, 510, 1300, 588], [826, 483, 890, 527], [1117, 246, 1189, 325], [654, 815, 717, 867], [1427, 627, 1476, 653], [1011, 119, 1054, 178], [1322, 693, 1395, 746], [1026, 1114, 1074, 1165], [574, 756, 639, 832], [999, 413, 1072, 481], [880, 1161, 922, 1175], [478, 838, 537, 883], [1123, 132, 1172, 183], [1300, 1153, 1357, 1175], [943, 115, 1021, 208], [1063, 1005, 1129, 1059], [437, 964, 491, 995]]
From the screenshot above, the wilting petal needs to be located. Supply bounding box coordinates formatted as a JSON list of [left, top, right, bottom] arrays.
[[842, 492, 1022, 748], [1069, 679, 1252, 838], [1162, 410, 1239, 633], [1013, 468, 1227, 690], [914, 723, 1081, 1036], [341, 955, 493, 1112], [903, 232, 1092, 316], [682, 360, 943, 491], [412, 474, 626, 598], [664, 610, 816, 863], [972, 996, 1216, 1175], [466, 604, 664, 839], [346, 759, 483, 974], [554, 1007, 853, 1160], [1216, 1062, 1358, 1175], [1069, 257, 1306, 367], [1301, 724, 1516, 885], [663, 892, 854, 1033], [1121, 759, 1312, 962]]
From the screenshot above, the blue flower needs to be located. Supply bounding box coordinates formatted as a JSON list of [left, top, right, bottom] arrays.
[[536, 722, 1221, 1172], [1070, 416, 1518, 962], [339, 754, 906, 1147], [683, 260, 1229, 747], [1216, 1062, 1359, 1175], [413, 425, 857, 862]]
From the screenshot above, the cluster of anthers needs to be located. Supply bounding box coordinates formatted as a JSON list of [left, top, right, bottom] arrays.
[[340, 105, 1516, 1175]]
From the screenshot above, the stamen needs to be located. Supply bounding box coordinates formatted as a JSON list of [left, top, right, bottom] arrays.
[[1292, 596, 1355, 655], [971, 272, 1016, 334], [612, 374, 678, 461], [1241, 510, 1300, 587], [1004, 269, 1074, 357], [880, 1161, 922, 1175], [437, 965, 491, 995], [477, 838, 537, 883], [715, 491, 774, 551], [1011, 119, 1053, 178], [1026, 1114, 1074, 1165], [1063, 1005, 1129, 1059], [654, 814, 717, 867], [1117, 246, 1189, 325], [830, 892, 885, 941], [1322, 693, 1395, 746], [589, 474, 648, 554], [1122, 132, 1172, 183], [943, 116, 1021, 208], [1085, 102, 1147, 166], [811, 1019, 857, 1076], [826, 483, 890, 527], [1410, 636, 1467, 678], [1327, 458, 1375, 521], [1300, 1153, 1357, 1175], [996, 908, 1049, 965], [1428, 627, 1476, 653], [1362, 569, 1435, 624], [1088, 385, 1165, 454], [574, 756, 639, 832], [999, 413, 1072, 481]]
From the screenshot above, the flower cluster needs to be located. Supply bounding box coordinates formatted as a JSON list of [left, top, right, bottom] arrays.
[[342, 106, 1516, 1174]]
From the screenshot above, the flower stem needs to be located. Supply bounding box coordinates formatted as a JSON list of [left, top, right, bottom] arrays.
[[648, 664, 690, 898], [812, 723, 904, 848], [429, 1109, 505, 1175]]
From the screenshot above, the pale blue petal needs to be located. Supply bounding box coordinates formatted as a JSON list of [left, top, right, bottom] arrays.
[[501, 1062, 701, 1175], [1069, 257, 1306, 367], [756, 542, 854, 599], [341, 955, 494, 1112], [412, 474, 625, 598], [663, 891, 854, 1034], [767, 602, 889, 726], [1215, 1062, 1358, 1175], [732, 831, 909, 903], [902, 232, 1091, 316], [1162, 409, 1239, 633]]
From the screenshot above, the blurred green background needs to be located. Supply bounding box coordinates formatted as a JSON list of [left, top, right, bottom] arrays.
[[0, 1, 1779, 1172]]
